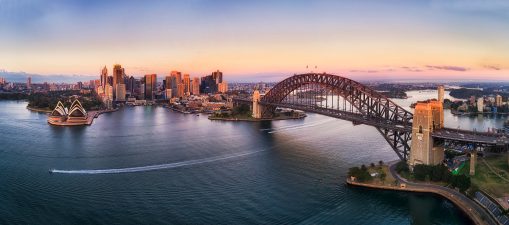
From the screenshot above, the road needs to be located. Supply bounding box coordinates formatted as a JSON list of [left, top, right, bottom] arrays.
[[388, 162, 498, 225]]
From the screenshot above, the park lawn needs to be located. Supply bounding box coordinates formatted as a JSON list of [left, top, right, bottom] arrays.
[[462, 154, 509, 198], [365, 165, 397, 186]]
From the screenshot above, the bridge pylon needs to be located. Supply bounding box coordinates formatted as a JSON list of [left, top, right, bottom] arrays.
[[252, 90, 264, 119], [409, 100, 444, 168]]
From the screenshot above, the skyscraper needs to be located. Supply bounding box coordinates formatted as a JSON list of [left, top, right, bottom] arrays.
[[171, 71, 182, 84], [165, 75, 173, 99], [101, 66, 108, 89], [144, 74, 157, 100], [212, 70, 222, 84], [116, 84, 126, 101], [127, 76, 135, 96], [170, 71, 182, 98], [192, 77, 200, 95], [200, 70, 225, 94], [113, 64, 125, 98], [183, 74, 190, 95], [218, 81, 228, 93], [177, 83, 184, 98]]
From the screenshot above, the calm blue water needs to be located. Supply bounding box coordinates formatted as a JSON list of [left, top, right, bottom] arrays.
[[0, 99, 475, 225]]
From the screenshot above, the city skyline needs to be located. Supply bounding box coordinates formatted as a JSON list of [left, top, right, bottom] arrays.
[[1, 0, 508, 81]]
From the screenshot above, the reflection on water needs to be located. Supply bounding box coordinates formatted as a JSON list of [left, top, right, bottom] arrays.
[[0, 100, 473, 224]]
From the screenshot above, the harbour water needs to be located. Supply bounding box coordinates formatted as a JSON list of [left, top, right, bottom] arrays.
[[1, 90, 501, 225]]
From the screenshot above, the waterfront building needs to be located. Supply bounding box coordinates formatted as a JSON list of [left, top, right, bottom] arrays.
[[127, 76, 135, 96], [477, 97, 484, 112], [409, 100, 444, 167], [183, 74, 191, 95], [218, 81, 228, 93], [47, 101, 68, 123], [496, 95, 503, 107], [192, 77, 200, 95], [144, 74, 157, 100], [116, 84, 126, 101], [200, 70, 226, 94], [0, 77, 5, 85], [165, 75, 177, 99], [66, 100, 88, 124], [177, 83, 185, 98], [469, 96, 476, 105], [112, 64, 125, 98], [47, 100, 88, 125], [139, 83, 145, 100], [165, 89, 172, 99], [437, 85, 444, 103], [101, 66, 108, 88], [170, 71, 181, 97]]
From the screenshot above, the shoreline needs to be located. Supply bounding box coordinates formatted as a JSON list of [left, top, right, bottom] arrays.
[[346, 180, 484, 224], [208, 114, 307, 122], [27, 106, 52, 113], [346, 161, 500, 225], [47, 108, 117, 126]]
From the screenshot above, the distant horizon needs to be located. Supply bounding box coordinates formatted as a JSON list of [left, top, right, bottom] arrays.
[[2, 68, 509, 84], [1, 0, 508, 80]]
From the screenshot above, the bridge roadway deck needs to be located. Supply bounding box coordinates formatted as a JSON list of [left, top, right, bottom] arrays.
[[433, 128, 509, 146], [233, 98, 509, 146], [263, 102, 412, 132]]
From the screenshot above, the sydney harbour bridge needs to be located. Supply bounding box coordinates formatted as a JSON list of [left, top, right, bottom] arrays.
[[234, 73, 509, 166]]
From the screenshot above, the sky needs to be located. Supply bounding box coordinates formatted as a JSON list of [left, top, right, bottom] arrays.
[[1, 0, 508, 82]]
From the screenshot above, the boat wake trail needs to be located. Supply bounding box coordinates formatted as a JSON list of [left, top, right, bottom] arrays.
[[50, 150, 265, 175], [267, 119, 334, 134]]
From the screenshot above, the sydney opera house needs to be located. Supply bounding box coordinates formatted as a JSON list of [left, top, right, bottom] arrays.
[[48, 100, 90, 125]]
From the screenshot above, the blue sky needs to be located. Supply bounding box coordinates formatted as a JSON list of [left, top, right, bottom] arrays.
[[1, 0, 508, 82]]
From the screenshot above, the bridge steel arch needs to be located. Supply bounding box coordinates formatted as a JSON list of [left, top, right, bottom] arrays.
[[260, 73, 414, 160]]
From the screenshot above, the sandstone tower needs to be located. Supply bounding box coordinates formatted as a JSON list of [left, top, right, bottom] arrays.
[[438, 85, 444, 103], [252, 90, 263, 119], [409, 100, 444, 167]]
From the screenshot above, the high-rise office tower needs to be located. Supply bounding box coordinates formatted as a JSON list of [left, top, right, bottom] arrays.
[[127, 76, 135, 96], [192, 77, 200, 95], [116, 84, 126, 101], [170, 71, 181, 98], [112, 64, 125, 98], [171, 71, 182, 84], [177, 83, 185, 98], [218, 81, 228, 93], [183, 74, 191, 95], [144, 74, 157, 100], [164, 75, 176, 99], [212, 70, 222, 84], [101, 66, 108, 88]]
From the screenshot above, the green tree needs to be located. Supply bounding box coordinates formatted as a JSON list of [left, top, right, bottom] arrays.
[[379, 171, 387, 183], [395, 161, 409, 173], [451, 174, 471, 192]]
